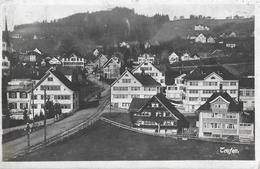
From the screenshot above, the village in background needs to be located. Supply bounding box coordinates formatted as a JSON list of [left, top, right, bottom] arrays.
[[1, 7, 255, 161]]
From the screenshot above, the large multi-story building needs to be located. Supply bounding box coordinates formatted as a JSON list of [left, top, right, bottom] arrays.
[[132, 61, 165, 86], [30, 68, 80, 116], [183, 66, 239, 112], [111, 69, 161, 109], [129, 93, 189, 134], [197, 91, 254, 141], [137, 53, 155, 64], [7, 79, 33, 119], [239, 77, 254, 111], [165, 73, 186, 101], [61, 52, 86, 68]]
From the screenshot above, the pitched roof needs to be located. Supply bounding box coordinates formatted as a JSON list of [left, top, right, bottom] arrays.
[[131, 61, 160, 73], [102, 57, 119, 68], [128, 98, 150, 112], [197, 92, 242, 112], [184, 65, 237, 80], [32, 68, 78, 92], [133, 73, 161, 87], [239, 77, 254, 89], [165, 69, 189, 85]]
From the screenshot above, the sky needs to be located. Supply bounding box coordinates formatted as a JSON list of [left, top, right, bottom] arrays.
[[1, 0, 255, 31]]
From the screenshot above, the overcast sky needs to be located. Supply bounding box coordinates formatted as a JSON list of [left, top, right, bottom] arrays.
[[1, 0, 255, 31]]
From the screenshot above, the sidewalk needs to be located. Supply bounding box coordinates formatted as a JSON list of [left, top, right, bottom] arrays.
[[3, 87, 110, 161]]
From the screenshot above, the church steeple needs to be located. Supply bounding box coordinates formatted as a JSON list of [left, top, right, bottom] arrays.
[[4, 16, 10, 47]]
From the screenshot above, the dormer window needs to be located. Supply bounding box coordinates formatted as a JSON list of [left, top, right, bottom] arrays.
[[48, 77, 53, 81], [211, 76, 215, 79]]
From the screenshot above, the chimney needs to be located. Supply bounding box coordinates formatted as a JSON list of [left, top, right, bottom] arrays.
[[141, 68, 145, 76], [219, 84, 223, 93]]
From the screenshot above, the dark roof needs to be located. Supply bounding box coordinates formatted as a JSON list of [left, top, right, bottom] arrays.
[[33, 68, 78, 91], [133, 73, 161, 87], [63, 49, 83, 58], [49, 69, 78, 91], [197, 92, 242, 112], [155, 93, 188, 122], [239, 77, 254, 89], [165, 69, 189, 85], [56, 66, 75, 75], [128, 98, 150, 112], [184, 65, 237, 80]]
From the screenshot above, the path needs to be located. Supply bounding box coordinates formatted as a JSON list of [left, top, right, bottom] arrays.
[[3, 79, 110, 161]]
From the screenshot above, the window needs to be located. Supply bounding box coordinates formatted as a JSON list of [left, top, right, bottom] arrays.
[[20, 92, 27, 98], [189, 97, 198, 101], [40, 85, 61, 91], [122, 79, 131, 83], [155, 112, 162, 117], [203, 82, 218, 86], [54, 95, 71, 100], [31, 104, 37, 109], [189, 81, 198, 86], [113, 94, 128, 99], [230, 82, 236, 86], [48, 77, 53, 81], [131, 95, 140, 98], [226, 124, 235, 129], [144, 87, 156, 91], [20, 103, 28, 109], [122, 103, 130, 107], [152, 103, 159, 108], [140, 112, 151, 117], [203, 90, 218, 94], [201, 97, 208, 101], [189, 90, 198, 94], [230, 90, 236, 94], [8, 103, 17, 109], [9, 92, 17, 98], [131, 87, 140, 91], [113, 87, 128, 91], [60, 104, 71, 109], [220, 82, 229, 86], [31, 95, 37, 100]]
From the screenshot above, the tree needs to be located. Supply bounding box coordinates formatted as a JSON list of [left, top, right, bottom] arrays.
[[45, 100, 55, 118]]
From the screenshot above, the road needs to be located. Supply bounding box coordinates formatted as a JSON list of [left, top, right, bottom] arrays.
[[3, 79, 110, 161]]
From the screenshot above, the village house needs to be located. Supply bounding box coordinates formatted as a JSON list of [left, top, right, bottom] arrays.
[[165, 72, 187, 102], [239, 77, 254, 111], [48, 56, 62, 66], [228, 32, 237, 38], [132, 61, 165, 86], [30, 68, 80, 117], [195, 33, 207, 43], [180, 53, 200, 61], [101, 56, 121, 79], [87, 54, 108, 73], [6, 79, 33, 120], [111, 69, 161, 109], [196, 91, 254, 141], [61, 51, 86, 68], [137, 53, 155, 64], [194, 25, 210, 31], [207, 36, 216, 43], [2, 52, 10, 76], [183, 65, 239, 113], [226, 43, 236, 48], [168, 52, 179, 64], [129, 93, 189, 134]]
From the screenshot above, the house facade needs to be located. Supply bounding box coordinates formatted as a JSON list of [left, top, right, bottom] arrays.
[[7, 79, 33, 119], [129, 93, 189, 134], [183, 66, 239, 112], [30, 68, 80, 117], [166, 73, 186, 101], [111, 69, 161, 109], [102, 57, 121, 79], [239, 77, 254, 111], [61, 53, 85, 68], [197, 92, 254, 141], [132, 62, 165, 86], [195, 33, 207, 43], [207, 36, 215, 43], [2, 53, 10, 76], [194, 25, 210, 31], [137, 53, 155, 64], [168, 52, 179, 64]]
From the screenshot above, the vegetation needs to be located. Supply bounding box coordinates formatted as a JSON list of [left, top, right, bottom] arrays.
[[12, 120, 254, 161]]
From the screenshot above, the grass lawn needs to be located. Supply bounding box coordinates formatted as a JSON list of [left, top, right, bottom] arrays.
[[102, 112, 132, 126], [12, 120, 254, 161]]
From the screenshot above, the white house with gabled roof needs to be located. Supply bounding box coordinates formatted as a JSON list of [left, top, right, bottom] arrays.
[[169, 52, 179, 64], [111, 69, 161, 109], [101, 56, 121, 79], [132, 62, 165, 86], [195, 33, 207, 43], [29, 68, 80, 117]]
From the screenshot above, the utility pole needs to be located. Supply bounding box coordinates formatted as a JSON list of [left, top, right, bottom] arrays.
[[26, 122, 31, 147], [43, 88, 47, 143], [31, 82, 34, 124]]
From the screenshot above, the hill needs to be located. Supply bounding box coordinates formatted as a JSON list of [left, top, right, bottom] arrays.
[[150, 18, 254, 43], [9, 7, 254, 56]]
